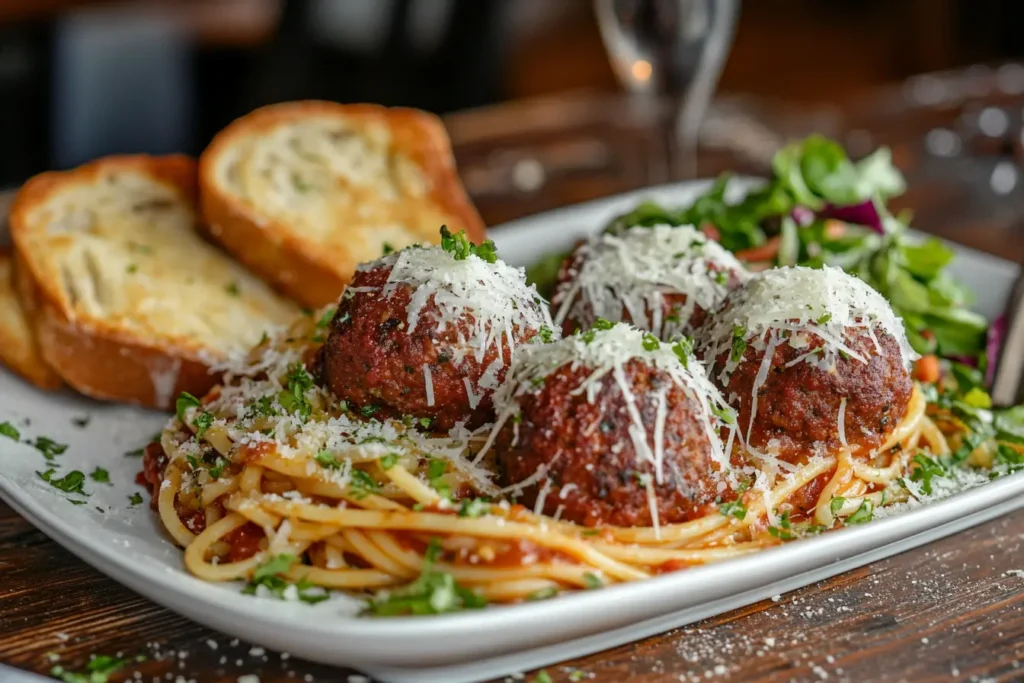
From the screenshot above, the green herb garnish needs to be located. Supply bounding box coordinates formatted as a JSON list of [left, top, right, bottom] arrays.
[[37, 469, 88, 496], [457, 498, 491, 518], [439, 225, 498, 263], [0, 421, 20, 441], [366, 537, 487, 615], [718, 500, 747, 520], [846, 500, 874, 524], [176, 392, 201, 422], [730, 325, 748, 363], [241, 554, 329, 604], [51, 654, 135, 683]]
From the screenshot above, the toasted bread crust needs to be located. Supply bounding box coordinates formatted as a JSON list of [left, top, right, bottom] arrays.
[[9, 155, 294, 409], [199, 101, 485, 307], [0, 248, 62, 390]]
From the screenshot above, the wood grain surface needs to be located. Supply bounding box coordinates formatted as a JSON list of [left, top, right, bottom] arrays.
[[2, 74, 1024, 683]]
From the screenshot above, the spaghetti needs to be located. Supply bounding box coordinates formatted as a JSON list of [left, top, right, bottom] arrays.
[[146, 312, 958, 611]]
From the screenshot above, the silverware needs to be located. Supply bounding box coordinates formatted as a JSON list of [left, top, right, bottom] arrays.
[[991, 272, 1024, 407]]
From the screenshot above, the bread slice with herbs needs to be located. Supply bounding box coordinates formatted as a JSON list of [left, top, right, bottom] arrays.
[[9, 155, 300, 410], [0, 247, 62, 390], [199, 101, 485, 308]]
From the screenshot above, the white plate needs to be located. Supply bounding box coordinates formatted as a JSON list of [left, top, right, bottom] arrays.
[[2, 179, 1022, 683]]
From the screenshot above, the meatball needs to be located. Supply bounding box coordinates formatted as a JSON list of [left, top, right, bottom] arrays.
[[491, 323, 740, 527], [551, 225, 748, 340], [698, 265, 915, 461], [320, 245, 554, 431]]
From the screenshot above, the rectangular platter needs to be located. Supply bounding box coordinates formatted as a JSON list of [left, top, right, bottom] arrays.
[[1, 178, 1021, 683]]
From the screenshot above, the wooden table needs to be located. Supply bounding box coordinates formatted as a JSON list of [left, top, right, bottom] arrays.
[[3, 69, 1024, 682]]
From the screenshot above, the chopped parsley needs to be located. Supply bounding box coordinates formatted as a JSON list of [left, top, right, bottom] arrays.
[[641, 333, 660, 351], [710, 403, 737, 426], [207, 457, 228, 479], [829, 497, 846, 516], [37, 468, 87, 496], [278, 364, 315, 419], [908, 453, 948, 495], [31, 436, 68, 460], [71, 416, 90, 428], [428, 458, 451, 498], [528, 586, 559, 601], [534, 671, 553, 683], [672, 337, 694, 368], [730, 325, 748, 363], [316, 307, 336, 329], [90, 467, 111, 484], [419, 417, 433, 430], [175, 392, 201, 422], [349, 470, 380, 497], [767, 511, 795, 540], [193, 411, 214, 438], [582, 572, 604, 589], [366, 537, 487, 615], [0, 421, 19, 441], [226, 282, 241, 296], [380, 453, 400, 470], [718, 500, 747, 520], [439, 225, 498, 263], [382, 242, 395, 255], [246, 395, 279, 419], [457, 498, 491, 518], [241, 553, 329, 604], [128, 492, 144, 506], [816, 312, 833, 325], [359, 404, 381, 418], [593, 318, 615, 331], [51, 654, 137, 683], [580, 330, 596, 344], [846, 500, 874, 524], [539, 325, 555, 343], [315, 450, 342, 470]]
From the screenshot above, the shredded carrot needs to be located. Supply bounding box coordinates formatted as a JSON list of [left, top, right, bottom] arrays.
[[914, 355, 941, 384], [824, 220, 847, 239], [736, 236, 781, 263], [700, 224, 721, 242]]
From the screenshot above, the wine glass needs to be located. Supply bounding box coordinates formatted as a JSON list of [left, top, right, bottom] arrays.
[[594, 0, 740, 180]]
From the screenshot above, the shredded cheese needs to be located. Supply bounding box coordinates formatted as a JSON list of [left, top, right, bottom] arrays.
[[489, 323, 739, 494], [553, 225, 749, 338]]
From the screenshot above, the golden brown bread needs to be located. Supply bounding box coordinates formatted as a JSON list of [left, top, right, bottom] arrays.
[[0, 247, 62, 390], [9, 154, 300, 409], [199, 101, 485, 307]]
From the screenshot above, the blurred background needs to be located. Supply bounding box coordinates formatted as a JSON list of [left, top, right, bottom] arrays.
[[3, 0, 1024, 257], [0, 0, 1022, 181]]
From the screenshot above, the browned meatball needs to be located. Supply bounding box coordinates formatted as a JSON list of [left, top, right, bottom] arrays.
[[492, 324, 740, 527], [551, 225, 748, 340], [320, 249, 552, 431], [698, 265, 915, 462]]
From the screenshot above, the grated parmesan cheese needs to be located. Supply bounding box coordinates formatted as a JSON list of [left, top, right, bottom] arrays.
[[487, 323, 739, 500], [699, 265, 916, 382], [553, 225, 749, 339]]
